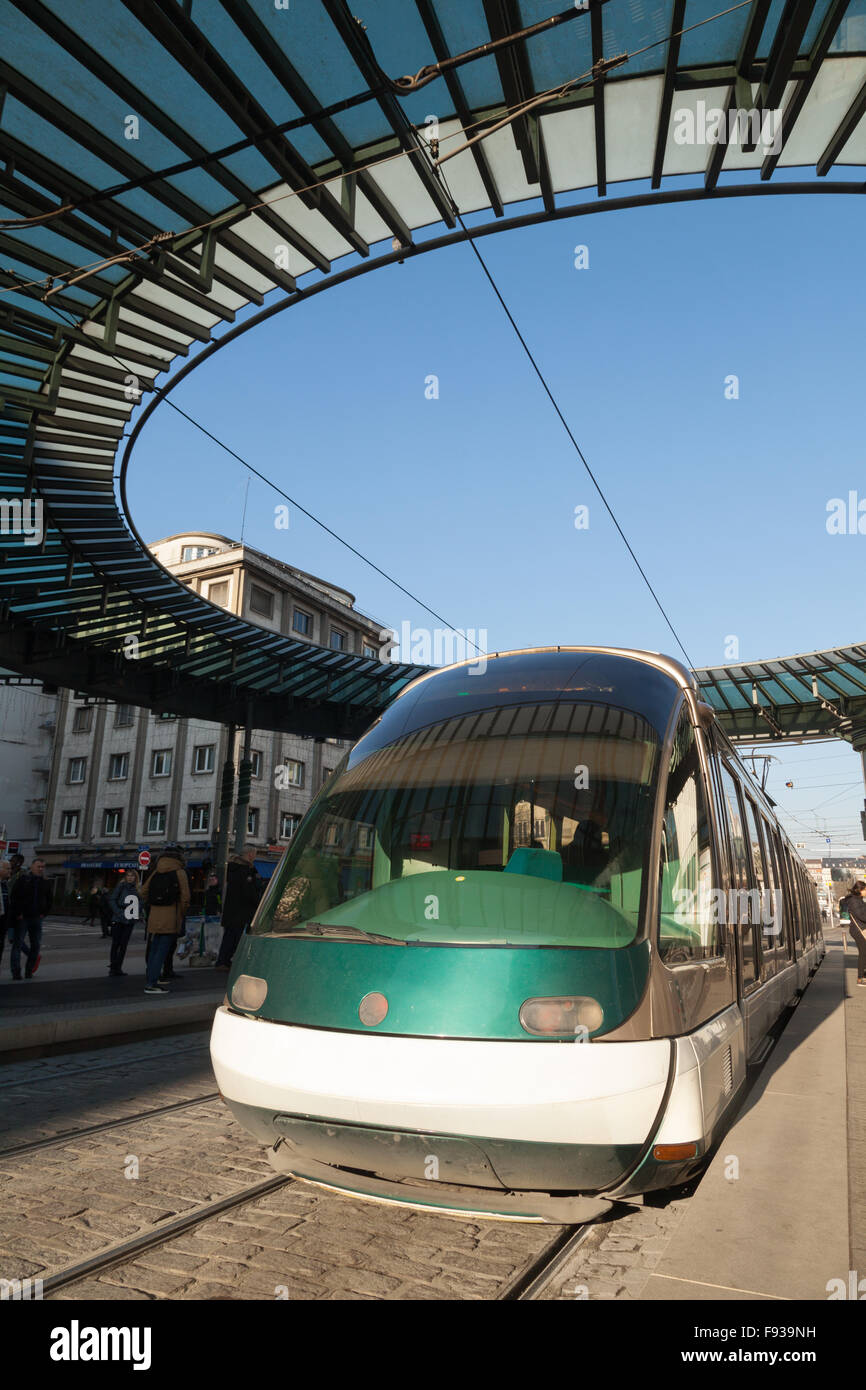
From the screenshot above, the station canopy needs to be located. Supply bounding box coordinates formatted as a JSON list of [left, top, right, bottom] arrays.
[[1, 0, 866, 738]]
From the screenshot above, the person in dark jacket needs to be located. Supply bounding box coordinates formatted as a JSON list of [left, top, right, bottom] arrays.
[[9, 858, 52, 980], [97, 888, 113, 938], [841, 881, 866, 986], [0, 860, 10, 973], [108, 869, 142, 977], [203, 874, 221, 920], [216, 849, 264, 969]]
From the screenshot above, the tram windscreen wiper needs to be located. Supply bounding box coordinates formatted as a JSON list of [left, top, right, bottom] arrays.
[[281, 922, 406, 945]]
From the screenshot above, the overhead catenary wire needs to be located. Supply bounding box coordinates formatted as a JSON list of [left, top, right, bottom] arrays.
[[430, 158, 695, 670]]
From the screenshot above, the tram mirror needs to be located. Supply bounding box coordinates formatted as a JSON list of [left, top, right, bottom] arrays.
[[695, 701, 715, 730]]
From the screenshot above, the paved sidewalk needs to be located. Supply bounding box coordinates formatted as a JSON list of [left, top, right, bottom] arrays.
[[0, 918, 225, 1055]]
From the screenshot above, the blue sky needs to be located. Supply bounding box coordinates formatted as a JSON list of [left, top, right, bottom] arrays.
[[128, 184, 866, 861]]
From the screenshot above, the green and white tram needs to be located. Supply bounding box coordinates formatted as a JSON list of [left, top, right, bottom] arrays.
[[210, 648, 824, 1223]]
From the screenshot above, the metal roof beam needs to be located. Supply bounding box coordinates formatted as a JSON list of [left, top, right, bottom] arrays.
[[817, 74, 866, 175], [123, 0, 365, 264], [219, 0, 414, 246], [7, 0, 301, 293], [320, 0, 457, 229], [760, 0, 818, 112], [760, 0, 849, 177], [651, 0, 687, 189], [413, 0, 504, 217]]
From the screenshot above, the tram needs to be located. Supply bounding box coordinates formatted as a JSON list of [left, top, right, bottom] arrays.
[[210, 647, 824, 1223]]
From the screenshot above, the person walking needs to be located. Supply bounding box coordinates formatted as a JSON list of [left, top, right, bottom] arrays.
[[216, 848, 263, 970], [0, 860, 10, 973], [9, 858, 52, 980], [107, 869, 142, 977], [85, 887, 100, 927], [97, 887, 113, 938], [841, 881, 866, 987], [140, 846, 189, 995]]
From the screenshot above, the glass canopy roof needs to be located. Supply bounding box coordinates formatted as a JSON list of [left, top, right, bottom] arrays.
[[1, 0, 865, 736]]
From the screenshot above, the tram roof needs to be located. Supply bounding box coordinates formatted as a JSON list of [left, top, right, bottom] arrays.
[[2, 0, 866, 740]]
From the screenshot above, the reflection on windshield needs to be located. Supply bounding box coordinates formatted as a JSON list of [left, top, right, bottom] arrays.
[[256, 702, 659, 949]]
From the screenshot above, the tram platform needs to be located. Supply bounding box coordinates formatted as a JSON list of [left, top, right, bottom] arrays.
[[642, 926, 852, 1301], [0, 917, 224, 1057]]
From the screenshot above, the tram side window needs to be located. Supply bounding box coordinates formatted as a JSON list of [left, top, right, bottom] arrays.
[[763, 822, 792, 962], [719, 765, 759, 988], [742, 799, 772, 979], [786, 851, 805, 949], [658, 715, 719, 964]]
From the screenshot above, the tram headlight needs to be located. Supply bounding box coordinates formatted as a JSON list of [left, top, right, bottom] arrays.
[[519, 996, 604, 1037], [231, 974, 268, 1012]]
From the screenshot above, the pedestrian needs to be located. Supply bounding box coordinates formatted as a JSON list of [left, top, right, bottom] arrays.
[[216, 848, 263, 970], [9, 857, 52, 980], [97, 887, 113, 938], [0, 860, 10, 973], [139, 845, 189, 995], [85, 887, 100, 926], [107, 869, 142, 977], [841, 881, 866, 987], [203, 873, 221, 920]]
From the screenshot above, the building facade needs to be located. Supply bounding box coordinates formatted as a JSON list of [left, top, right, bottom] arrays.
[[37, 533, 387, 907], [0, 681, 60, 861]]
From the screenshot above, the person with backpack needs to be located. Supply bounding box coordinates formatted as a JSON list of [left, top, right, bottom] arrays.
[[107, 869, 142, 977], [840, 881, 866, 987], [140, 846, 190, 995]]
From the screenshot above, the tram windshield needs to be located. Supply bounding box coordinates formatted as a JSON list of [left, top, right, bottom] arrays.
[[254, 701, 660, 948]]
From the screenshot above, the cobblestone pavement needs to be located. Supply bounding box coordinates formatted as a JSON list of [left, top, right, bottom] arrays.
[[537, 1197, 694, 1300], [0, 1031, 215, 1150], [0, 1033, 554, 1299]]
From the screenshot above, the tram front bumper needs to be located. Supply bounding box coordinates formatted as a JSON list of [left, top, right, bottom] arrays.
[[211, 1005, 674, 1203]]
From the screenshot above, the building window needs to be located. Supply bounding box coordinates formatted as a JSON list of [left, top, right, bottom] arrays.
[[362, 643, 377, 659], [249, 583, 275, 618], [193, 744, 215, 774], [73, 706, 93, 733], [293, 609, 311, 636], [188, 804, 210, 833], [108, 753, 129, 781], [181, 544, 217, 561], [152, 748, 172, 778], [61, 810, 80, 838], [146, 806, 166, 835], [248, 807, 259, 836], [280, 812, 300, 840], [206, 579, 230, 608], [357, 825, 374, 851], [115, 704, 134, 727], [250, 749, 263, 779], [103, 809, 122, 837], [156, 712, 177, 722], [279, 759, 304, 788], [330, 629, 346, 651], [67, 756, 86, 784]]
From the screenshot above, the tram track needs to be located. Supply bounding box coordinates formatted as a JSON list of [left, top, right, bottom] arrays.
[[41, 1175, 293, 1297], [0, 1091, 220, 1159]]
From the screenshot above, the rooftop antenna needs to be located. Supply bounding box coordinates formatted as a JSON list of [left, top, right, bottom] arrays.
[[240, 475, 251, 545]]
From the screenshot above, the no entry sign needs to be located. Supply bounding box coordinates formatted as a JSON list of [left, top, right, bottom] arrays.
[[138, 850, 151, 870]]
